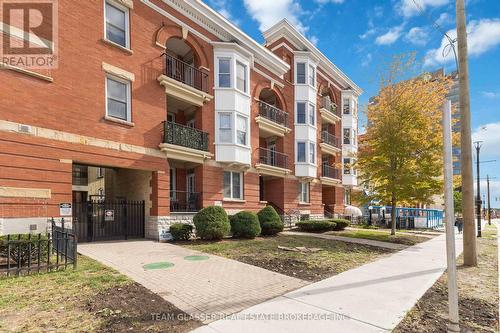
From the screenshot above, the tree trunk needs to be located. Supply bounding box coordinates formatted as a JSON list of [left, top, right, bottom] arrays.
[[391, 193, 397, 236]]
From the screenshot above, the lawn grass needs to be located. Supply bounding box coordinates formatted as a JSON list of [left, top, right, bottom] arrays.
[[395, 223, 499, 332], [325, 229, 432, 246], [181, 234, 393, 281], [0, 255, 200, 333]]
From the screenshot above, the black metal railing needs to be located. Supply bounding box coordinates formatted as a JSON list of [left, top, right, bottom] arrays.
[[322, 164, 341, 180], [170, 191, 201, 213], [163, 53, 209, 93], [258, 100, 288, 128], [163, 121, 209, 152], [321, 131, 341, 149], [320, 96, 340, 118], [0, 221, 77, 277], [258, 147, 288, 169]]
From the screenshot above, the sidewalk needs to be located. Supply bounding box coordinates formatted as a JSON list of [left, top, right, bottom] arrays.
[[192, 233, 463, 333]]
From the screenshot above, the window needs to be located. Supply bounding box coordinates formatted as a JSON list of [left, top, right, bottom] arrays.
[[343, 99, 350, 114], [352, 129, 356, 145], [296, 62, 306, 84], [219, 113, 232, 143], [236, 115, 247, 145], [344, 158, 351, 174], [236, 61, 247, 93], [297, 102, 306, 124], [308, 64, 315, 86], [297, 142, 306, 162], [309, 104, 315, 125], [170, 168, 176, 200], [309, 142, 315, 164], [299, 182, 310, 203], [105, 1, 129, 48], [218, 58, 231, 88], [223, 171, 243, 200], [343, 128, 351, 144], [106, 76, 130, 121]]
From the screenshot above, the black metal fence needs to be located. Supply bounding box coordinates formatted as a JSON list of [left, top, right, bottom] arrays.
[[258, 147, 288, 169], [0, 222, 77, 277], [258, 100, 288, 128], [163, 121, 209, 152], [163, 53, 209, 93], [170, 190, 201, 212]]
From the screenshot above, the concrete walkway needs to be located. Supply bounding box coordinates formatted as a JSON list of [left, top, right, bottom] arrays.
[[192, 233, 463, 333], [78, 240, 306, 322], [284, 231, 407, 250]]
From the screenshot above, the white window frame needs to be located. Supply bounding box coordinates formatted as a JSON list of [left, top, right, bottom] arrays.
[[223, 171, 244, 200], [296, 141, 306, 162], [309, 142, 315, 164], [296, 62, 306, 84], [236, 61, 247, 93], [217, 57, 232, 88], [105, 74, 131, 122], [299, 182, 310, 203], [104, 0, 130, 49], [308, 64, 315, 87], [236, 114, 248, 146], [309, 103, 315, 126], [218, 112, 232, 143], [296, 102, 306, 124]]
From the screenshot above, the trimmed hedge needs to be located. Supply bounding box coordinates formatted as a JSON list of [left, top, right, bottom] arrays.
[[331, 219, 349, 231], [193, 206, 230, 240], [169, 223, 193, 241], [257, 206, 284, 236], [296, 220, 337, 233], [230, 211, 261, 238]]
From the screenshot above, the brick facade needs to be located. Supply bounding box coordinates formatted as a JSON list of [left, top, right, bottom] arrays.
[[0, 0, 360, 238]]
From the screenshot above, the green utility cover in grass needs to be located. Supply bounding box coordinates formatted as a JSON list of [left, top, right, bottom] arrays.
[[184, 255, 209, 261], [143, 262, 174, 270]]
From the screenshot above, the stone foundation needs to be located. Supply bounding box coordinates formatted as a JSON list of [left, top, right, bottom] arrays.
[[146, 214, 195, 240]]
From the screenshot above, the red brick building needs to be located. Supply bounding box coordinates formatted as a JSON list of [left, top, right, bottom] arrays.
[[0, 0, 361, 240]]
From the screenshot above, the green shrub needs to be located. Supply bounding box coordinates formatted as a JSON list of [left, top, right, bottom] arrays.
[[169, 223, 193, 241], [0, 234, 49, 266], [193, 206, 230, 240], [257, 206, 284, 235], [230, 211, 261, 238], [296, 220, 337, 233], [331, 219, 349, 231]]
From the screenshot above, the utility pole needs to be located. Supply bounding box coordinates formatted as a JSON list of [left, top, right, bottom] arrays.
[[474, 141, 482, 237], [487, 175, 491, 225], [456, 0, 477, 266], [443, 100, 460, 333]]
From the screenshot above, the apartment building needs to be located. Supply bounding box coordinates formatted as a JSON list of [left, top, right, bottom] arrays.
[[0, 0, 361, 240]]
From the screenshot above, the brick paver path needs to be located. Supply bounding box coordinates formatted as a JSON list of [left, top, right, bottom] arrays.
[[78, 240, 306, 322]]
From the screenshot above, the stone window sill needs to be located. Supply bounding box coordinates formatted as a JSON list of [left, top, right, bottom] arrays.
[[103, 116, 135, 127]]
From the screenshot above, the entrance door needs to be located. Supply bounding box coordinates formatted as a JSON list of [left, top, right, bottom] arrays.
[[268, 142, 276, 166], [186, 171, 196, 211]]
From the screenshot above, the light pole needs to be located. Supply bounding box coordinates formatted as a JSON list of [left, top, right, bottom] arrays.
[[474, 141, 483, 237], [487, 175, 491, 225]]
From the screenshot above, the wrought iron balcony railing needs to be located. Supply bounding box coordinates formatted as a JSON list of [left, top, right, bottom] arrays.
[[320, 96, 340, 118], [258, 147, 288, 169], [163, 121, 209, 152], [322, 164, 341, 180], [163, 53, 209, 93], [170, 190, 201, 212], [258, 100, 288, 128], [321, 131, 341, 149]]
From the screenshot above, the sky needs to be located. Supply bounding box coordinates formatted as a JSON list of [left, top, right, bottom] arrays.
[[204, 0, 500, 207]]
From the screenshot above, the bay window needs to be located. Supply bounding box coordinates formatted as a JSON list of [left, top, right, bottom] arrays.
[[236, 115, 247, 145], [309, 104, 315, 125], [308, 64, 315, 86], [297, 142, 306, 162], [343, 128, 351, 144], [309, 142, 315, 164], [224, 171, 243, 200], [297, 102, 306, 124]]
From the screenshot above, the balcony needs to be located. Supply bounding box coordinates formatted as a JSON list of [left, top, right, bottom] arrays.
[[319, 96, 341, 124], [255, 101, 291, 138], [320, 131, 342, 155], [159, 121, 213, 164], [255, 147, 291, 178], [158, 54, 213, 107], [170, 190, 201, 213], [321, 164, 342, 186]]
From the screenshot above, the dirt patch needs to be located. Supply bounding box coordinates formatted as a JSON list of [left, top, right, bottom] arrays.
[[86, 282, 202, 333], [395, 225, 499, 332], [237, 255, 335, 281]]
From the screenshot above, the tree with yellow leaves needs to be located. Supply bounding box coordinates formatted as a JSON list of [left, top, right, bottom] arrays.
[[357, 54, 451, 235]]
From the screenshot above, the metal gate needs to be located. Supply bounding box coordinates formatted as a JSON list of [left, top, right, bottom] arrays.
[[72, 200, 145, 242]]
